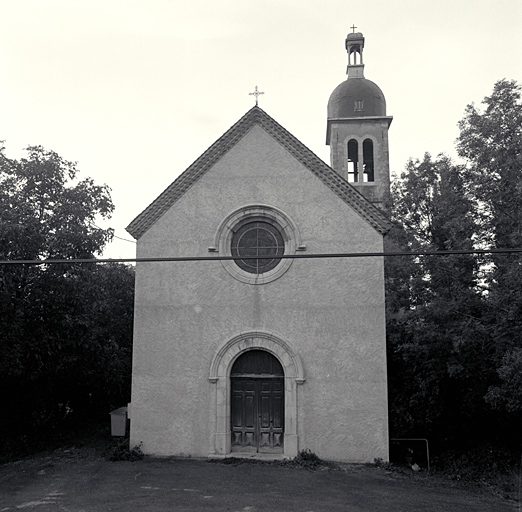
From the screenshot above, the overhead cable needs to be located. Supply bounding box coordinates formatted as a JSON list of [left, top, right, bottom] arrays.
[[1, 247, 522, 265]]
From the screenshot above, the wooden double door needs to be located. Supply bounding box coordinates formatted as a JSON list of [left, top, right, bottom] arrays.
[[230, 350, 284, 454]]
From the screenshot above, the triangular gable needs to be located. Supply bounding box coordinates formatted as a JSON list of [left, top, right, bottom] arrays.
[[126, 106, 392, 239]]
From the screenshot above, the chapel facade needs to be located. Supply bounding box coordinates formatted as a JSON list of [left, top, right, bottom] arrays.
[[126, 31, 392, 463]]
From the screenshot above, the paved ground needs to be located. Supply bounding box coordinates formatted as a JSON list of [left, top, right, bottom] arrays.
[[0, 455, 516, 511]]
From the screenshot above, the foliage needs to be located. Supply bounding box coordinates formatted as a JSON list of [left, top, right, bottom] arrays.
[[0, 144, 114, 260], [435, 444, 519, 481], [290, 449, 325, 470], [455, 80, 522, 418], [373, 458, 394, 471], [386, 80, 522, 454], [456, 79, 522, 251], [485, 348, 522, 412], [0, 144, 135, 446], [106, 439, 144, 462], [386, 154, 490, 445], [209, 450, 334, 470]]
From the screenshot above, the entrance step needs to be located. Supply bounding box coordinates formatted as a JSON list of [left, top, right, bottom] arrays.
[[210, 452, 288, 461]]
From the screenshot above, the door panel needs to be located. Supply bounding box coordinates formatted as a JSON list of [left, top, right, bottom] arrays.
[[245, 395, 255, 428], [258, 379, 284, 453], [231, 378, 284, 453], [231, 380, 257, 452], [272, 395, 283, 429]]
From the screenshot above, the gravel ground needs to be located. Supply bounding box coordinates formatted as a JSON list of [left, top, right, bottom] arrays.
[[0, 449, 517, 511]]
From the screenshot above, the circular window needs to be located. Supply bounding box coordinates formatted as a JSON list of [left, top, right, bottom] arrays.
[[231, 221, 285, 274], [213, 205, 302, 285]]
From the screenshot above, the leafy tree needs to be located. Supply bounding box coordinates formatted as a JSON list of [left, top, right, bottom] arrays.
[[386, 80, 522, 452], [386, 154, 493, 447], [456, 79, 522, 418], [390, 153, 478, 298], [0, 144, 134, 448], [457, 79, 522, 252], [0, 144, 114, 261], [485, 348, 522, 412]]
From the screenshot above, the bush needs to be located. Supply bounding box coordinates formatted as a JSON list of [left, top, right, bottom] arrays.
[[105, 439, 144, 462], [290, 450, 326, 470]]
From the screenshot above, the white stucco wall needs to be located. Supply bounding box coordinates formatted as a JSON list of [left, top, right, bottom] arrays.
[[129, 124, 388, 462]]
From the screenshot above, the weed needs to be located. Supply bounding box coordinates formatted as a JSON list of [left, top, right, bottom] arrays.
[[282, 449, 335, 470], [105, 439, 144, 462], [374, 458, 393, 470]]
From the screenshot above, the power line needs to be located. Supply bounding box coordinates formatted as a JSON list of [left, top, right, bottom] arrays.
[[112, 234, 137, 244], [88, 222, 136, 244], [1, 248, 522, 265]]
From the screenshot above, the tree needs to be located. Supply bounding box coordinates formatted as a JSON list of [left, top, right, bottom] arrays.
[[386, 80, 522, 451], [0, 144, 114, 261], [385, 154, 494, 447], [457, 79, 522, 418], [0, 144, 134, 448], [456, 79, 522, 252]]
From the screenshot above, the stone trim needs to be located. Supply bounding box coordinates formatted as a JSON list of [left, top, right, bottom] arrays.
[[213, 205, 302, 285], [208, 331, 305, 458]]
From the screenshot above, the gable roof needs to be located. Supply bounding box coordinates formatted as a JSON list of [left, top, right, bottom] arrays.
[[126, 106, 392, 239]]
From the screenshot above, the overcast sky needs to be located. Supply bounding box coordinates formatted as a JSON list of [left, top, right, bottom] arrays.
[[1, 0, 521, 259]]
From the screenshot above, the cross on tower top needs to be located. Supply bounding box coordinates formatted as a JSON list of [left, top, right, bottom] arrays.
[[350, 24, 357, 33], [249, 86, 264, 106]]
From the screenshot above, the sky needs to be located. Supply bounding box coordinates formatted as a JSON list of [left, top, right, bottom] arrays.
[[1, 0, 521, 259]]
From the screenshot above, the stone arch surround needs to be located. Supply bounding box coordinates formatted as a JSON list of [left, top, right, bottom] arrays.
[[208, 331, 305, 458], [212, 204, 303, 285]]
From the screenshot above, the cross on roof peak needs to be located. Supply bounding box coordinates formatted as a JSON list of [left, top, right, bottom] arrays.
[[350, 24, 357, 33], [249, 86, 264, 106]]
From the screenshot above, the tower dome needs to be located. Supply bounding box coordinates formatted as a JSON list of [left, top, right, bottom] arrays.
[[328, 78, 386, 118]]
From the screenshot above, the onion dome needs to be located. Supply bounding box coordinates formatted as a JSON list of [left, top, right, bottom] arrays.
[[328, 78, 386, 118]]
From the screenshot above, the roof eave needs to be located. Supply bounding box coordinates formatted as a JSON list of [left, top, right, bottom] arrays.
[[127, 106, 392, 239]]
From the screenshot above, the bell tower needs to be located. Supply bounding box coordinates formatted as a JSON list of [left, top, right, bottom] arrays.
[[345, 30, 365, 78], [326, 30, 393, 208]]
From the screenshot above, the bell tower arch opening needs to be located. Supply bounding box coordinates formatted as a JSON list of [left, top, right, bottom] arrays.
[[347, 138, 359, 183], [363, 138, 375, 183]]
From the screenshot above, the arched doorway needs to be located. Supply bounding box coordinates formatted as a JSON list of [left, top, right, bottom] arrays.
[[230, 350, 284, 454], [208, 331, 305, 458]]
